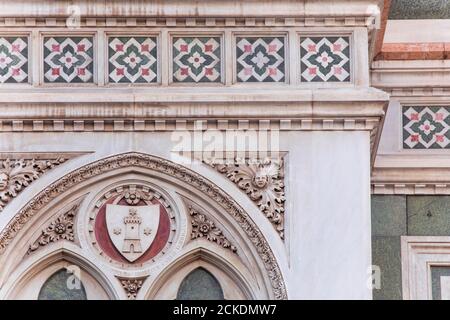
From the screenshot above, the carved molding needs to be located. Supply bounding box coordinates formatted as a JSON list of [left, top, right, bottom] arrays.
[[205, 158, 285, 239], [117, 276, 147, 300], [0, 118, 380, 132], [0, 17, 372, 28], [189, 206, 237, 254], [28, 203, 80, 254], [0, 152, 287, 300], [0, 157, 66, 212]]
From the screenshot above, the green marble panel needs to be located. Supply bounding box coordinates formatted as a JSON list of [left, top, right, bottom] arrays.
[[372, 236, 402, 300], [407, 196, 450, 236], [371, 195, 407, 236], [389, 0, 450, 19]]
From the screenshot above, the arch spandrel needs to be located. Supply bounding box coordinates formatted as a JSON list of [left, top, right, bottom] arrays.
[[0, 152, 287, 300]]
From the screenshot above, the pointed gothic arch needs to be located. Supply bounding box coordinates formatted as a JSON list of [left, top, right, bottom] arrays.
[[0, 152, 287, 300], [0, 244, 118, 300]]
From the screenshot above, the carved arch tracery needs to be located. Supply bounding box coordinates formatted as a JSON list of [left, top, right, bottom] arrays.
[[0, 152, 287, 300]]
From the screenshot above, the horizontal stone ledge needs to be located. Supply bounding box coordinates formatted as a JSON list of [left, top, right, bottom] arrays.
[[0, 0, 382, 19], [371, 183, 450, 195], [372, 167, 450, 184], [0, 87, 389, 104], [0, 103, 387, 121]]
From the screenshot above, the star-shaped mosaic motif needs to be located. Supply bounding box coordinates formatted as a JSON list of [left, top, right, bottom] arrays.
[[109, 37, 158, 83], [172, 37, 221, 83], [300, 36, 350, 82], [236, 37, 285, 82], [403, 106, 450, 149]]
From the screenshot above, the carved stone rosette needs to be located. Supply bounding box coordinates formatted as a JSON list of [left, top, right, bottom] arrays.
[[28, 203, 79, 253], [0, 157, 66, 212], [117, 277, 147, 300], [189, 206, 237, 253], [205, 158, 285, 239]]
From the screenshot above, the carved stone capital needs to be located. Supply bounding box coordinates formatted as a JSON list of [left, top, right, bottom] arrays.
[[189, 206, 237, 254], [205, 158, 285, 239]]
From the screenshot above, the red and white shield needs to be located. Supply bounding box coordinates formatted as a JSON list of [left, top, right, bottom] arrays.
[[105, 204, 160, 262]]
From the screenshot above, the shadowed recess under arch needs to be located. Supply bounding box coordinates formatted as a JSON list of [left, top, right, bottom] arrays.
[[177, 267, 224, 300], [38, 269, 87, 300]]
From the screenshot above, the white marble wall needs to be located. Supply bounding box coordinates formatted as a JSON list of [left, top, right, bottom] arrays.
[[0, 129, 373, 299]]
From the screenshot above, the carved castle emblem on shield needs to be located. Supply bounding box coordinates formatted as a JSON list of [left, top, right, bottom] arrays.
[[106, 204, 160, 262]]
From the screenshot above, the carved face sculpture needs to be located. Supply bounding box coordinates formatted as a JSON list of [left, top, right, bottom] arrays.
[[252, 170, 269, 189], [0, 172, 9, 191]]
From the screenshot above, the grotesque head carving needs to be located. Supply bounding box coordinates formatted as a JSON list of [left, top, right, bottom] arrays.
[[252, 170, 269, 189], [0, 172, 9, 191]]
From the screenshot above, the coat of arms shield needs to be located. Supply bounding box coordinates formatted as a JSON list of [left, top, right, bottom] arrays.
[[105, 204, 160, 262]]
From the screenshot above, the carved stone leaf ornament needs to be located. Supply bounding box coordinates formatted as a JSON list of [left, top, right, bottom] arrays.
[[206, 158, 285, 238], [0, 158, 66, 212], [189, 206, 237, 253], [118, 277, 146, 300], [28, 203, 79, 253]]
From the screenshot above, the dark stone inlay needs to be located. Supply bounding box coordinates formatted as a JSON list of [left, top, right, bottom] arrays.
[[389, 0, 450, 20], [431, 266, 450, 300]]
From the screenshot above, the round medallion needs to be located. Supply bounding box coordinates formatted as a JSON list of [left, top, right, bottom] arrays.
[[91, 186, 174, 265]]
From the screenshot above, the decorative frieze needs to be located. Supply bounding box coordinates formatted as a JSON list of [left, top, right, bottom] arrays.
[[236, 36, 285, 83], [0, 157, 66, 212], [300, 36, 350, 82], [403, 106, 450, 149], [0, 36, 28, 83], [28, 203, 79, 253], [43, 37, 94, 83], [172, 37, 221, 83], [189, 206, 237, 253], [108, 37, 157, 83], [0, 31, 357, 86], [205, 158, 285, 239]]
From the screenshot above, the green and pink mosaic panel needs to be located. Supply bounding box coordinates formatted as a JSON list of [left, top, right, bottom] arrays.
[[172, 37, 221, 83], [300, 36, 350, 82], [0, 34, 356, 85], [0, 37, 28, 83], [108, 36, 158, 83], [403, 106, 450, 149]]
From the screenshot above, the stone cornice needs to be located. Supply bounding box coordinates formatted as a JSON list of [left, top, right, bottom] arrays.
[[0, 88, 388, 163], [371, 60, 450, 92], [0, 88, 388, 136], [0, 0, 383, 21], [372, 155, 450, 194]]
